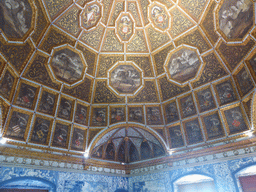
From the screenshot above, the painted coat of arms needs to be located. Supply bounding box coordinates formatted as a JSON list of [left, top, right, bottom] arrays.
[[117, 15, 133, 41], [151, 5, 169, 30], [82, 3, 101, 30]]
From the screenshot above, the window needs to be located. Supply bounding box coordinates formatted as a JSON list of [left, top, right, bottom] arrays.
[[174, 174, 216, 192], [236, 165, 256, 192], [239, 175, 256, 192], [0, 178, 54, 192]]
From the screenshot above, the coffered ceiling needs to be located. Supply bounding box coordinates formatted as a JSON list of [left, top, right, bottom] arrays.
[[0, 0, 256, 169]]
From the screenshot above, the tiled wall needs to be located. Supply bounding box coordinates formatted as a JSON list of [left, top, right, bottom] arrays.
[[129, 156, 256, 192], [1, 156, 256, 191], [0, 166, 128, 192]]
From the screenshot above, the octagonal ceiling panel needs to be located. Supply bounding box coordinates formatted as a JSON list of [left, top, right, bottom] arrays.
[[165, 45, 202, 84], [216, 0, 254, 42], [0, 0, 256, 168], [50, 45, 87, 85], [0, 0, 36, 42], [108, 61, 143, 96]]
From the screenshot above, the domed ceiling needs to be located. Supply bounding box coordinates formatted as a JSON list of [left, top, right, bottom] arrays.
[[0, 0, 256, 168]]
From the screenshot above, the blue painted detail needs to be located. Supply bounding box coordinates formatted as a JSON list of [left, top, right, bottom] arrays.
[[170, 171, 216, 192], [0, 156, 256, 191], [129, 157, 256, 192], [0, 176, 56, 192], [230, 158, 256, 192], [115, 189, 128, 192], [0, 166, 128, 192]]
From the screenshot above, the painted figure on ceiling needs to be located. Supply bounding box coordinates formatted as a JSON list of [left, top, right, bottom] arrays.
[[120, 16, 132, 35], [53, 124, 68, 147], [39, 92, 55, 114], [181, 96, 196, 117], [129, 107, 143, 123], [0, 0, 31, 38], [151, 5, 168, 30], [105, 142, 115, 160], [16, 84, 36, 109], [165, 102, 179, 123], [186, 121, 202, 144], [111, 108, 125, 123], [58, 99, 72, 120], [147, 107, 162, 125], [113, 68, 136, 87], [92, 108, 106, 126], [169, 50, 198, 76], [7, 111, 29, 139], [75, 104, 87, 125], [111, 65, 141, 93], [32, 118, 50, 144], [83, 4, 101, 29], [208, 117, 221, 137], [72, 129, 84, 149], [0, 71, 14, 100], [167, 49, 200, 83], [197, 89, 216, 112], [169, 126, 184, 148], [224, 106, 248, 134], [231, 110, 243, 128], [216, 81, 237, 105], [219, 0, 253, 39], [51, 48, 84, 84]]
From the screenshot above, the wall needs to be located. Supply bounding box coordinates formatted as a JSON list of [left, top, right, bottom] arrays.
[[129, 156, 256, 192], [1, 156, 256, 191], [0, 166, 128, 192]]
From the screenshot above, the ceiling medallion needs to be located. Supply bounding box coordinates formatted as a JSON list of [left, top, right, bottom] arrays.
[[49, 45, 87, 85], [80, 1, 103, 30], [216, 0, 254, 42], [0, 0, 36, 42], [108, 61, 144, 96], [164, 45, 202, 85], [116, 12, 135, 42], [148, 2, 171, 32]]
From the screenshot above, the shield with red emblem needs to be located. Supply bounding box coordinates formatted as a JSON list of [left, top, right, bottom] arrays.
[[75, 139, 81, 147], [118, 15, 133, 41], [232, 119, 241, 127], [57, 135, 64, 142], [151, 5, 168, 30], [82, 3, 101, 30]]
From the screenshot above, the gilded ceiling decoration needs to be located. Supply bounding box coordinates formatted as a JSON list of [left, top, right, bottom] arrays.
[[0, 0, 256, 166], [108, 61, 143, 95], [164, 45, 202, 84]]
